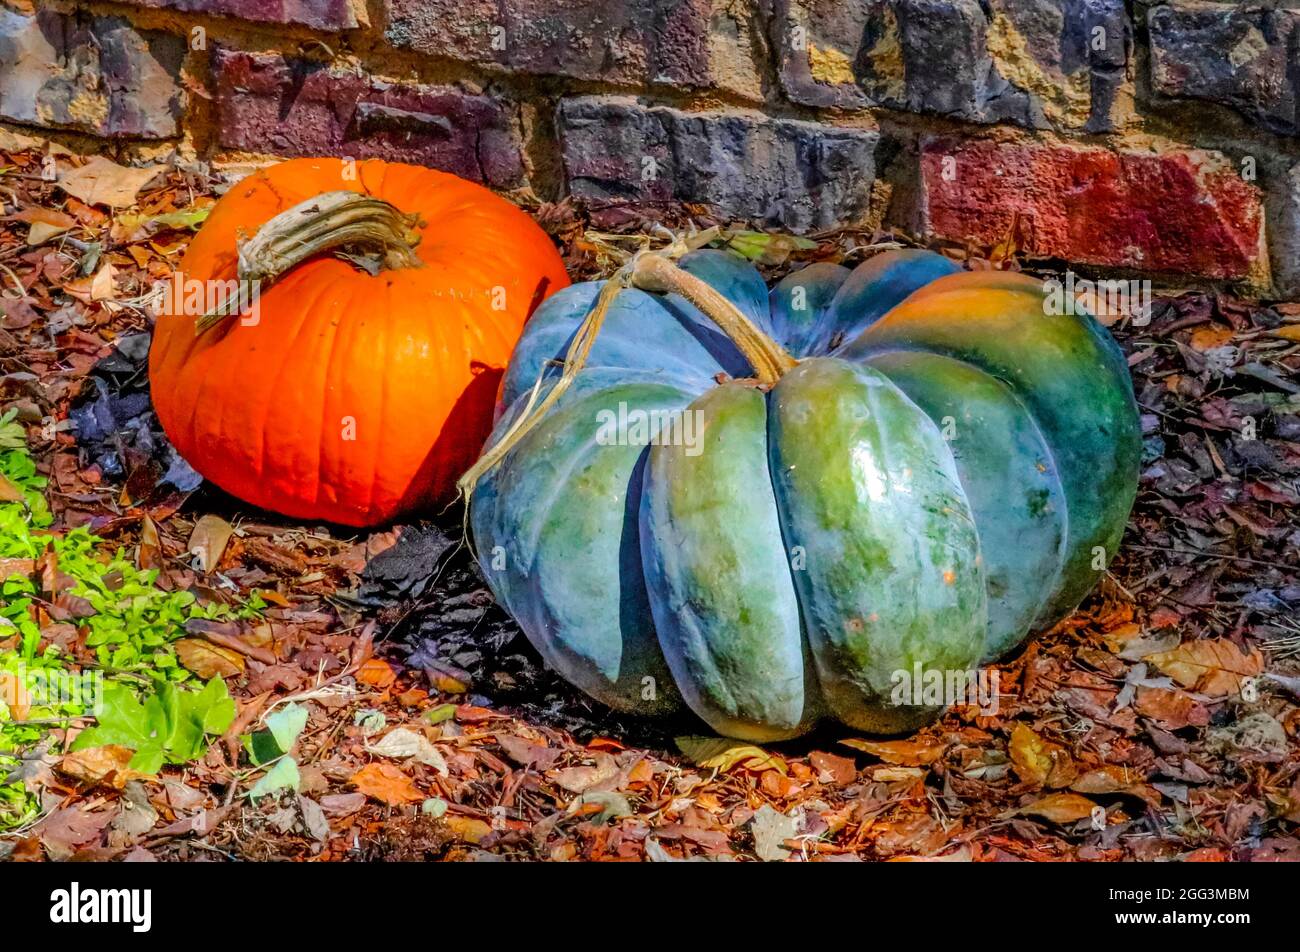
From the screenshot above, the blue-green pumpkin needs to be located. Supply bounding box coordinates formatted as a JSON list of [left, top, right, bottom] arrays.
[[466, 248, 1140, 741]]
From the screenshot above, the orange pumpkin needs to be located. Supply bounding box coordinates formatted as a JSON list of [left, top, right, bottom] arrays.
[[149, 158, 569, 527]]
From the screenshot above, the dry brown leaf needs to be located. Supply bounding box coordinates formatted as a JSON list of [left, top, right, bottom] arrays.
[[37, 805, 115, 860], [175, 637, 245, 679], [0, 473, 25, 504], [58, 157, 160, 209], [356, 658, 397, 688], [1104, 624, 1180, 661], [1070, 766, 1162, 807], [1008, 723, 1077, 788], [350, 762, 424, 805], [1134, 686, 1209, 730], [58, 745, 149, 788], [1013, 792, 1098, 824], [0, 127, 43, 151], [1189, 324, 1234, 351], [188, 514, 234, 573], [137, 514, 161, 570], [872, 766, 926, 782], [17, 207, 75, 246], [676, 736, 788, 775], [841, 737, 947, 766], [888, 845, 974, 862], [1144, 639, 1263, 698], [442, 815, 492, 843], [88, 262, 117, 302], [0, 670, 31, 719]]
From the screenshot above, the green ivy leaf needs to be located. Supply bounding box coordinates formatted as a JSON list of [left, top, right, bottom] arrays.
[[266, 703, 308, 753], [249, 757, 300, 799], [243, 702, 307, 766]]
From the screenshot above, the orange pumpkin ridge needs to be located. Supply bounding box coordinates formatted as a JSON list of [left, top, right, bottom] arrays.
[[149, 157, 569, 527]]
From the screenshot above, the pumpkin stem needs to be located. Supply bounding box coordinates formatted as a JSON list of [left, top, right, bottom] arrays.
[[627, 254, 795, 386], [456, 244, 796, 505], [195, 191, 423, 334]]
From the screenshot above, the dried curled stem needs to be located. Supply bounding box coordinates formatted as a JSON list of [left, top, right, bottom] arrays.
[[456, 240, 795, 503], [195, 191, 423, 334]]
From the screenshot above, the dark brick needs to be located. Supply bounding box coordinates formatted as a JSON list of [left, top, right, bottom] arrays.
[[212, 50, 525, 187], [384, 0, 762, 97], [918, 137, 1266, 280], [121, 0, 360, 31], [558, 96, 878, 232], [0, 9, 184, 138], [1267, 162, 1300, 297], [772, 0, 1129, 132], [1147, 1, 1300, 136]]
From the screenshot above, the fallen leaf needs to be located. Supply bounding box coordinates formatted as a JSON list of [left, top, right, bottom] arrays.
[[298, 795, 330, 842], [1102, 623, 1180, 660], [175, 637, 245, 679], [110, 202, 212, 242], [1135, 686, 1210, 730], [17, 207, 75, 246], [320, 792, 366, 817], [0, 474, 25, 506], [552, 752, 620, 793], [58, 745, 147, 789], [137, 514, 161, 569], [809, 750, 856, 786], [350, 762, 424, 805], [568, 790, 632, 823], [58, 157, 160, 209], [356, 658, 397, 688], [89, 262, 117, 302], [676, 735, 787, 775], [442, 815, 492, 843], [110, 781, 158, 840], [0, 670, 30, 719], [0, 128, 43, 151], [750, 804, 797, 861], [872, 766, 926, 782], [1008, 723, 1076, 788], [841, 737, 947, 766], [496, 733, 560, 770], [1071, 766, 1162, 807], [1013, 792, 1098, 824], [1189, 324, 1234, 351], [36, 805, 115, 860], [187, 514, 233, 573], [1145, 639, 1263, 698], [367, 727, 449, 775], [890, 845, 974, 862]]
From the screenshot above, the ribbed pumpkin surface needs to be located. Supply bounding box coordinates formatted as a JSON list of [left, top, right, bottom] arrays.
[[149, 158, 569, 526], [469, 249, 1141, 740]]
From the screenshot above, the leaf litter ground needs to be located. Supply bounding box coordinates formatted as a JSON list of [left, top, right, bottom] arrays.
[[1, 145, 1298, 862]]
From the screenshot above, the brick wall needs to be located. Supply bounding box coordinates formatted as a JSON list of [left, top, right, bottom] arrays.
[[4, 0, 1300, 297]]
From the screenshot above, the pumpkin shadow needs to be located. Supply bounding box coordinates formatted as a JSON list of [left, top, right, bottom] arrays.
[[392, 361, 503, 521]]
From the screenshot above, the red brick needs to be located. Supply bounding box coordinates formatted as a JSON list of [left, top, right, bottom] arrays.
[[212, 50, 524, 188], [919, 137, 1265, 280]]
